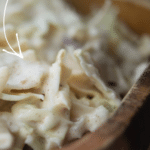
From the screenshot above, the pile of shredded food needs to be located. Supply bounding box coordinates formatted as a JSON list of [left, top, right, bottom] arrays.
[[0, 0, 150, 149]]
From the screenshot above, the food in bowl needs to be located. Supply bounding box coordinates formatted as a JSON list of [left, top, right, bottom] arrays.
[[0, 0, 150, 149]]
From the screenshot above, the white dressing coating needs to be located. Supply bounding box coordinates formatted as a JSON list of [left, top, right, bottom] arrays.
[[6, 60, 47, 90], [0, 120, 14, 150]]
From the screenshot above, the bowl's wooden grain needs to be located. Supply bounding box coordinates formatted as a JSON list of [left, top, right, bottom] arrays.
[[60, 63, 150, 150]]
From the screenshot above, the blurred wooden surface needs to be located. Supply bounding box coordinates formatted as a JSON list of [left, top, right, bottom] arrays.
[[66, 0, 150, 35]]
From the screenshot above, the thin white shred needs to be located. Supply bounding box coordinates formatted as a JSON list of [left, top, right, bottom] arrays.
[[0, 93, 44, 101]]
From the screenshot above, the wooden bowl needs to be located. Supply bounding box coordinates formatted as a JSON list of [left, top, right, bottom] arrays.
[[60, 0, 150, 149]]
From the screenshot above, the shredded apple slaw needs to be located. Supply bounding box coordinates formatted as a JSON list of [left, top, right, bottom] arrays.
[[0, 0, 150, 149]]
